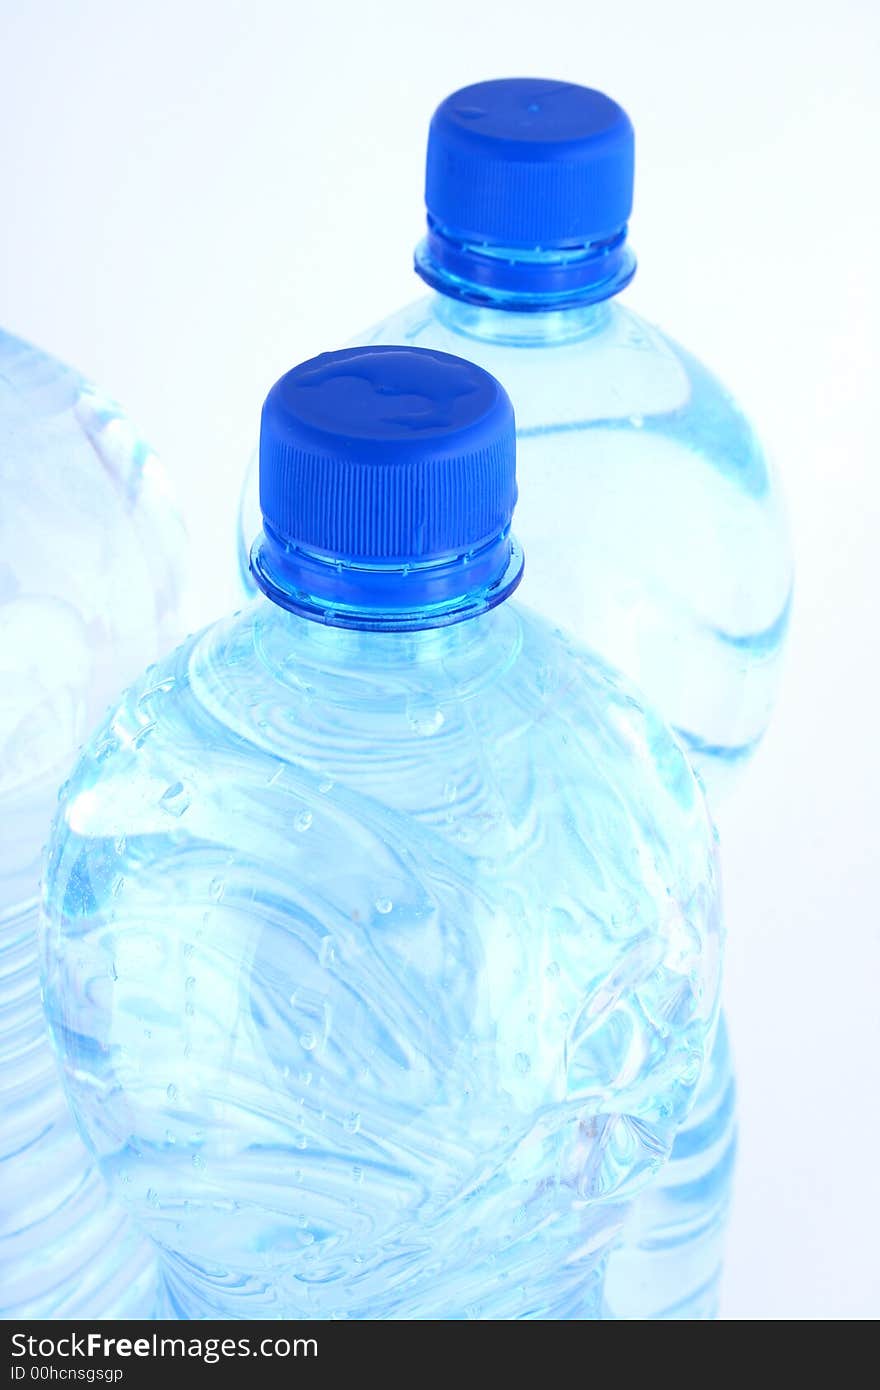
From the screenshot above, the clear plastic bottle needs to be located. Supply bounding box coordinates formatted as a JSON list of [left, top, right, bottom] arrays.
[[237, 81, 792, 805], [1, 328, 184, 1317], [236, 79, 784, 1317], [42, 347, 721, 1320]]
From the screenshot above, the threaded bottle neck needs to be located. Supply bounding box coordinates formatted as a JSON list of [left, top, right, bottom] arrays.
[[414, 221, 635, 313], [250, 525, 524, 632]]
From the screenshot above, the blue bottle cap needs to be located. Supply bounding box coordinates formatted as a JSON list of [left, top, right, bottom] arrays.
[[251, 347, 523, 629], [416, 78, 636, 308]]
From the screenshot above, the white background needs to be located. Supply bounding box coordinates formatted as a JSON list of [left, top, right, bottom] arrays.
[[2, 0, 878, 1319]]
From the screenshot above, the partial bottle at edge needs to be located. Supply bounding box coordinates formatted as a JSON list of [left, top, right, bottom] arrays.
[[0, 328, 184, 1317], [42, 347, 721, 1320]]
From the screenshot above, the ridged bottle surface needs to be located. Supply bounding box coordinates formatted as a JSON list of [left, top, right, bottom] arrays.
[[41, 597, 721, 1320], [0, 328, 183, 1317], [602, 1013, 736, 1318]]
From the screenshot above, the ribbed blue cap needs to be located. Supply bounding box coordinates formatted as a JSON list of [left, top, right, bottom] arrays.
[[417, 79, 636, 307], [252, 347, 522, 627], [426, 78, 634, 246]]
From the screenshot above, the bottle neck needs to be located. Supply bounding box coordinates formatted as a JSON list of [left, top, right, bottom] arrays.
[[431, 292, 614, 347], [250, 524, 524, 633], [414, 217, 635, 315], [252, 587, 522, 689]]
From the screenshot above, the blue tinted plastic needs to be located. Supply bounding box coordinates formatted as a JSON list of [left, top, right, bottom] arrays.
[[334, 297, 781, 1318], [241, 299, 791, 802], [603, 1014, 737, 1319], [344, 301, 790, 802], [234, 84, 790, 1315], [0, 328, 184, 1317], [42, 599, 721, 1320], [43, 353, 722, 1320]]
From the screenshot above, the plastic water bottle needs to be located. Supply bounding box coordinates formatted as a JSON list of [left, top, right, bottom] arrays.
[[236, 78, 784, 1317], [1, 328, 183, 1317], [42, 346, 721, 1321], [238, 80, 792, 805]]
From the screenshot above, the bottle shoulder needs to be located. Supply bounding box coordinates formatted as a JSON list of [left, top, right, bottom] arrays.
[[53, 599, 714, 878], [355, 296, 774, 500]]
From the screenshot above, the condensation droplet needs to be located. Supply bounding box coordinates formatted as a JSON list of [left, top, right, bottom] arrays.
[[515, 1052, 531, 1076], [545, 960, 561, 979], [295, 810, 313, 832], [300, 1031, 317, 1051], [318, 936, 336, 969], [406, 698, 445, 737], [344, 1112, 361, 1134], [192, 1153, 206, 1170], [319, 776, 334, 794], [375, 897, 392, 915], [166, 1083, 178, 1102], [629, 413, 645, 428], [159, 781, 191, 818], [133, 721, 156, 748], [185, 976, 196, 994]]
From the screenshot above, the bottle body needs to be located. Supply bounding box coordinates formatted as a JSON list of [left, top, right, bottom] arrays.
[[235, 292, 767, 1316], [602, 1012, 736, 1319], [239, 294, 791, 803], [41, 596, 720, 1320], [1, 328, 183, 1317]]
